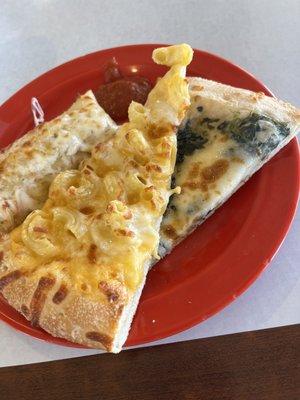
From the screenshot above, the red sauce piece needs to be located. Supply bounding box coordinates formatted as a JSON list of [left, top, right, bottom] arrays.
[[95, 58, 152, 121], [103, 57, 123, 83]]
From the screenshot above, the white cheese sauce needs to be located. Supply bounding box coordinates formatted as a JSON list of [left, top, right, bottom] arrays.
[[159, 85, 292, 254]]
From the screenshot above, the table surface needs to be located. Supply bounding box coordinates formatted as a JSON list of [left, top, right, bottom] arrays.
[[0, 0, 299, 368], [1, 325, 299, 400]]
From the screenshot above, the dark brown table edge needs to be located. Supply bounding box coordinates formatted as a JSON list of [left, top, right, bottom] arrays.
[[0, 324, 299, 400]]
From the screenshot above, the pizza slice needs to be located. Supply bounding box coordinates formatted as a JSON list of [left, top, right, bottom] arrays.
[[0, 44, 193, 352], [0, 91, 117, 233], [159, 77, 300, 254]]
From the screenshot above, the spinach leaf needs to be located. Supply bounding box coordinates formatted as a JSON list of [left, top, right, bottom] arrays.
[[218, 113, 290, 159]]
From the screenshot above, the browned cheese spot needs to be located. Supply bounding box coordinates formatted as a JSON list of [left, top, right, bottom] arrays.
[[182, 180, 206, 191], [146, 163, 162, 173], [0, 251, 3, 262], [251, 92, 265, 102], [183, 159, 229, 192], [33, 226, 48, 233], [22, 140, 32, 147], [88, 244, 97, 264], [52, 284, 68, 304], [201, 159, 229, 182], [0, 270, 22, 291], [94, 142, 105, 152], [85, 331, 113, 350], [163, 224, 178, 240], [2, 201, 9, 210], [129, 160, 139, 169], [115, 228, 134, 238], [30, 276, 56, 327], [219, 134, 229, 143], [191, 85, 204, 91], [149, 123, 174, 139], [80, 207, 94, 215], [188, 163, 201, 179], [24, 149, 34, 159]]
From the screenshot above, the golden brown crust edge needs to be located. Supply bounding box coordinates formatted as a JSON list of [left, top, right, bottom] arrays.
[[0, 245, 127, 351], [188, 77, 300, 125], [1, 275, 122, 351]]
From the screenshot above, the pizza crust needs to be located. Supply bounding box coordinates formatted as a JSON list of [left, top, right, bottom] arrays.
[[0, 233, 150, 352], [1, 254, 125, 351], [188, 77, 300, 123]]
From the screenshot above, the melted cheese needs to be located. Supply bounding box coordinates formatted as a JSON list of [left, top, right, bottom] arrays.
[[0, 91, 117, 233], [8, 44, 193, 298], [161, 102, 254, 250], [162, 136, 252, 238]]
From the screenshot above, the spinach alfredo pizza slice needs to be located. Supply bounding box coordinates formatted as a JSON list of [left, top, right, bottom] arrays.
[[159, 77, 300, 254], [0, 44, 193, 352]]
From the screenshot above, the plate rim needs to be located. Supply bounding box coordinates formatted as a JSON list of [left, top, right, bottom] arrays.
[[0, 44, 299, 349]]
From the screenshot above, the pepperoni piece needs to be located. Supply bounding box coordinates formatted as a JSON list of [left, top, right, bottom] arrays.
[[95, 77, 152, 121], [95, 58, 152, 122]]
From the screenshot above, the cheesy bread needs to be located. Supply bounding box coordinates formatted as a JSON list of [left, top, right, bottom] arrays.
[[0, 44, 193, 352], [0, 91, 117, 233]]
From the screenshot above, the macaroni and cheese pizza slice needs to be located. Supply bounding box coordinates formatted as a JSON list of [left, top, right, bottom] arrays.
[[0, 91, 117, 233], [0, 44, 193, 352]]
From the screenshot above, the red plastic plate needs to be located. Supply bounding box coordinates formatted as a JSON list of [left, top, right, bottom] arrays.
[[0, 44, 299, 348]]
